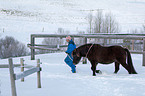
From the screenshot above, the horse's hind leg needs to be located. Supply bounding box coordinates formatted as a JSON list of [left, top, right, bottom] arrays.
[[114, 62, 120, 74], [117, 56, 132, 74], [120, 62, 131, 74]]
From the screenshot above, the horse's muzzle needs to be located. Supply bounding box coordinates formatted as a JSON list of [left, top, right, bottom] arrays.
[[73, 63, 77, 65], [73, 62, 79, 65]]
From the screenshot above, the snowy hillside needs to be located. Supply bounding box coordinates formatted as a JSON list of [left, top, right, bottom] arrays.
[[0, 53, 145, 96], [0, 0, 145, 45], [0, 0, 145, 96]]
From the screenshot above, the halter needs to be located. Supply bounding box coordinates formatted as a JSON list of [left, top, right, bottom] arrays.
[[81, 44, 94, 62], [67, 44, 94, 62], [85, 44, 94, 58]]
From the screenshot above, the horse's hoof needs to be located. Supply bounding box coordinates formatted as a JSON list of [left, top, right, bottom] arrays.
[[131, 72, 138, 74], [96, 70, 102, 74], [93, 74, 96, 76], [114, 72, 117, 74]]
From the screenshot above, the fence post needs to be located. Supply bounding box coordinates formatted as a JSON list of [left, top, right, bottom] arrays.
[[82, 37, 87, 64], [8, 58, 17, 96], [143, 38, 145, 66], [132, 40, 134, 50], [103, 38, 107, 46], [37, 59, 41, 88], [31, 35, 35, 60], [20, 58, 24, 82]]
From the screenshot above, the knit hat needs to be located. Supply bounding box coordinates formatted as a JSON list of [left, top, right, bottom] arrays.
[[66, 36, 71, 40]]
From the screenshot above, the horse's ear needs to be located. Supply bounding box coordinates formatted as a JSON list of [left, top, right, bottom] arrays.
[[73, 49, 80, 57], [73, 49, 76, 52], [76, 53, 80, 57], [76, 50, 80, 57], [72, 49, 76, 54]]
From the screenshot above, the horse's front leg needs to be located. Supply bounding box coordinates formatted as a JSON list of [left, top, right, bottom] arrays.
[[90, 61, 97, 76]]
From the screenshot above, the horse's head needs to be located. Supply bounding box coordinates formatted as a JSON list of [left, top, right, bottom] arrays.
[[72, 49, 82, 65]]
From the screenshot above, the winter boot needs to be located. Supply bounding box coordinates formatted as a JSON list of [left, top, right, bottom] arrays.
[[71, 65, 76, 73]]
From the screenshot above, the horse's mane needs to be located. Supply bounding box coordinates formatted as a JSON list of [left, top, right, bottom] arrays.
[[77, 43, 93, 49]]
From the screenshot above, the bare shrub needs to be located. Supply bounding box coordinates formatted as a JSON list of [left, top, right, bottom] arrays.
[[38, 37, 61, 54], [87, 11, 120, 44], [0, 36, 28, 59], [87, 11, 119, 34]]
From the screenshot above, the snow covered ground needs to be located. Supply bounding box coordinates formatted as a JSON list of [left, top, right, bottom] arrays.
[[0, 0, 145, 96], [0, 52, 145, 96]]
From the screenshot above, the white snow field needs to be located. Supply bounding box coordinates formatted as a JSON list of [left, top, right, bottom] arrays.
[[0, 0, 145, 96], [0, 52, 145, 96], [0, 0, 145, 45]]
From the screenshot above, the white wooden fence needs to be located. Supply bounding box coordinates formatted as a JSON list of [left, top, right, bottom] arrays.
[[8, 58, 42, 96], [28, 33, 145, 66]]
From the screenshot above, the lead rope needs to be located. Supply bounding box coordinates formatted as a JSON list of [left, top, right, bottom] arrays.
[[82, 44, 94, 62], [67, 44, 94, 62], [67, 54, 73, 61]]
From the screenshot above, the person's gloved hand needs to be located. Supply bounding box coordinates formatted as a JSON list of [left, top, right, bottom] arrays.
[[65, 52, 69, 54]]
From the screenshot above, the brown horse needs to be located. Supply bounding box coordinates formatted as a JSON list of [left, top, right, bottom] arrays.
[[72, 43, 137, 76]]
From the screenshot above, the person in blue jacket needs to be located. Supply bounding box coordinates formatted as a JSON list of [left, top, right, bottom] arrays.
[[64, 36, 76, 73]]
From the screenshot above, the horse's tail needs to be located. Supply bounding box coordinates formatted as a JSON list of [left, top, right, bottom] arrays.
[[124, 48, 137, 74]]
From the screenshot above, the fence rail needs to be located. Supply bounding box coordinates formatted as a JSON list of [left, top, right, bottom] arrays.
[[15, 67, 41, 80], [0, 64, 20, 68], [28, 33, 145, 66], [8, 58, 42, 96]]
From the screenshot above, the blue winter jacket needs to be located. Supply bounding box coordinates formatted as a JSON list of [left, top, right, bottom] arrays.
[[65, 39, 76, 56]]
